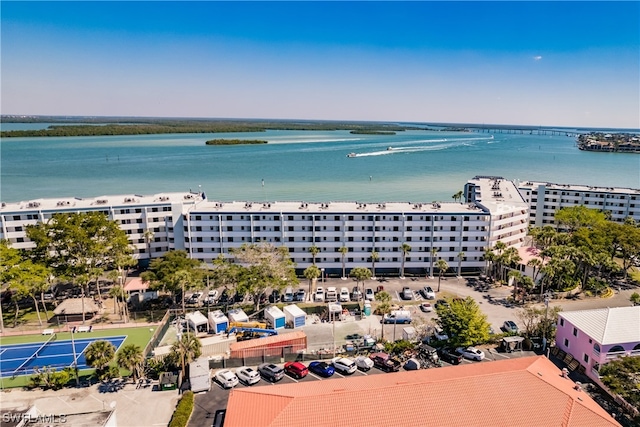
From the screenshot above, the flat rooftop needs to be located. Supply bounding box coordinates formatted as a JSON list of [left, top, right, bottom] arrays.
[[519, 181, 640, 195], [467, 176, 528, 212]]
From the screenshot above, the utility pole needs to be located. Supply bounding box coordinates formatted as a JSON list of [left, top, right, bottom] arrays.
[[543, 292, 551, 354]]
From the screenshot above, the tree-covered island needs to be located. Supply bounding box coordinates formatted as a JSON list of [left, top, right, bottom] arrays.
[[205, 139, 267, 145]]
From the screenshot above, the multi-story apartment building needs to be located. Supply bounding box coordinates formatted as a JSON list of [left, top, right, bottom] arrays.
[[517, 181, 640, 228], [0, 176, 531, 275]]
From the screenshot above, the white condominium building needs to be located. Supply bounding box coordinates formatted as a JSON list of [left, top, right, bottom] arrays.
[[1, 176, 531, 275], [517, 181, 640, 228]]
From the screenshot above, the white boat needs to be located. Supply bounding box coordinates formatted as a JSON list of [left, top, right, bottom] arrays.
[[347, 153, 357, 158], [387, 146, 393, 151]]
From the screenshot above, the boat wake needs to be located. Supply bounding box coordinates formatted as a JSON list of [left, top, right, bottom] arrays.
[[347, 136, 493, 157]]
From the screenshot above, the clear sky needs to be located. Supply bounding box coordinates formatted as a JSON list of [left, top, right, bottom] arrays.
[[2, 1, 639, 128]]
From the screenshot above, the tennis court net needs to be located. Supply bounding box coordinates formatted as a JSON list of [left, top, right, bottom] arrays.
[[12, 333, 57, 377]]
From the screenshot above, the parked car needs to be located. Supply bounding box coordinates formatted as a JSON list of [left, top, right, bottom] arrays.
[[351, 287, 362, 301], [456, 346, 485, 361], [331, 357, 357, 375], [434, 299, 449, 309], [420, 302, 433, 312], [269, 289, 280, 304], [295, 289, 306, 302], [355, 355, 374, 371], [235, 367, 260, 385], [309, 361, 335, 377], [370, 352, 401, 372], [365, 288, 375, 301], [188, 293, 202, 305], [421, 286, 436, 299], [214, 369, 239, 389], [339, 287, 350, 302], [284, 361, 309, 379], [437, 347, 463, 365], [315, 286, 325, 302], [401, 287, 413, 300], [325, 286, 338, 302], [218, 290, 230, 305], [258, 363, 285, 382], [205, 289, 219, 305], [282, 287, 294, 303], [502, 320, 519, 334]]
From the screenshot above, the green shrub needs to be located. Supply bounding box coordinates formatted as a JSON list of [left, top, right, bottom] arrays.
[[169, 391, 194, 427]]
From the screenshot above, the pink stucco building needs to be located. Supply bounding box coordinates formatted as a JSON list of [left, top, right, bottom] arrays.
[[556, 306, 640, 381]]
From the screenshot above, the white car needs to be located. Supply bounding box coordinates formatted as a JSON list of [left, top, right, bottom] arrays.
[[419, 302, 433, 312], [315, 286, 325, 302], [331, 357, 357, 375], [339, 287, 350, 302], [355, 355, 375, 371], [421, 286, 436, 299], [365, 288, 375, 301], [456, 346, 485, 361], [235, 366, 260, 385], [214, 369, 239, 389]]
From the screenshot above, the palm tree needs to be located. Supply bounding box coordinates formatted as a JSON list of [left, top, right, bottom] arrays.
[[370, 251, 379, 279], [309, 245, 320, 265], [171, 332, 202, 380], [399, 243, 411, 279], [508, 270, 522, 302], [527, 258, 543, 283], [483, 248, 496, 278], [436, 259, 449, 292], [338, 246, 349, 279], [375, 291, 392, 340], [520, 276, 535, 304], [173, 269, 195, 315], [350, 267, 372, 309], [143, 229, 155, 263], [85, 340, 116, 380], [303, 265, 321, 300], [457, 252, 465, 277], [452, 190, 464, 203], [116, 344, 144, 383], [429, 248, 438, 278]]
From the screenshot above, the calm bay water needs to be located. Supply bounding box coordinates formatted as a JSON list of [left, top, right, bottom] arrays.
[[1, 129, 639, 203]]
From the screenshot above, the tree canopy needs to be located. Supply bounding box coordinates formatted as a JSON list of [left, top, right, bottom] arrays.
[[599, 356, 640, 409], [435, 297, 490, 347]]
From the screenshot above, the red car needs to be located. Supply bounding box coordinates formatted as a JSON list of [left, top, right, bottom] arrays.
[[284, 361, 309, 379]]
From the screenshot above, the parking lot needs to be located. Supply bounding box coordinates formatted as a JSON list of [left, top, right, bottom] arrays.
[[188, 345, 538, 427]]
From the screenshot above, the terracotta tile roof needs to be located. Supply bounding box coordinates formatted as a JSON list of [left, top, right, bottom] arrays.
[[229, 330, 306, 351], [224, 356, 620, 427]]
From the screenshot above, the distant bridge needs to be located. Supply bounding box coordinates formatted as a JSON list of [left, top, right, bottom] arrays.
[[468, 126, 579, 137]]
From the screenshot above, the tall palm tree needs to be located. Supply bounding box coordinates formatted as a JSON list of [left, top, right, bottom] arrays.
[[173, 269, 195, 315], [527, 258, 543, 283], [85, 340, 116, 380], [303, 265, 321, 299], [457, 252, 465, 277], [452, 190, 464, 203], [116, 344, 144, 383], [374, 291, 391, 339], [399, 243, 411, 279], [143, 229, 155, 263], [483, 248, 496, 278], [370, 251, 379, 279], [171, 332, 202, 379], [350, 267, 372, 310], [436, 259, 449, 292], [429, 248, 438, 278], [309, 245, 320, 265], [338, 246, 348, 279], [508, 270, 522, 302]]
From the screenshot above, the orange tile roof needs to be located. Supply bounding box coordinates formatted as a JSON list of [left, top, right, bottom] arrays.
[[229, 330, 306, 351], [224, 356, 620, 427]]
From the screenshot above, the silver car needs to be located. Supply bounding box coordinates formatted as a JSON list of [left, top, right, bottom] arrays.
[[236, 366, 260, 385]]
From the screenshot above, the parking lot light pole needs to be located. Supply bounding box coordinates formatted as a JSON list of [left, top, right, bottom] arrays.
[[543, 292, 551, 354], [321, 268, 325, 286]]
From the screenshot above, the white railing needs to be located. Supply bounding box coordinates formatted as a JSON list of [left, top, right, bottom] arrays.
[[605, 350, 627, 360]]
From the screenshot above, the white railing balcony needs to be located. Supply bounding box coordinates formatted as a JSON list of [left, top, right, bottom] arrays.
[[605, 351, 627, 360]]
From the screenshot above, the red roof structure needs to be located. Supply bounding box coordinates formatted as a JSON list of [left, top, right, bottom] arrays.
[[224, 356, 620, 427], [123, 277, 149, 292]]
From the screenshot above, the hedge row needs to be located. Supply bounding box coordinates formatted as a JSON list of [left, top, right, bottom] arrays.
[[169, 391, 194, 427]]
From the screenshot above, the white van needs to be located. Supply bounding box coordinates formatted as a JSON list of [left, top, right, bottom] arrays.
[[283, 287, 294, 302], [382, 310, 412, 324], [325, 287, 338, 302]]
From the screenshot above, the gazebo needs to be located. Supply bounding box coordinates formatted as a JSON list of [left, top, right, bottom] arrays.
[[53, 298, 100, 322]]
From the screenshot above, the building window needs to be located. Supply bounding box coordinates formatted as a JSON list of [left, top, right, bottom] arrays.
[[564, 338, 569, 348], [572, 327, 578, 337], [560, 318, 565, 327], [583, 354, 589, 364]]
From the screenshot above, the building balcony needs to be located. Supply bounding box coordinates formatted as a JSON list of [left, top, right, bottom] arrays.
[[605, 350, 627, 360]]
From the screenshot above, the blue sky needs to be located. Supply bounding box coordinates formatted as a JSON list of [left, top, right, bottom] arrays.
[[2, 2, 638, 128]]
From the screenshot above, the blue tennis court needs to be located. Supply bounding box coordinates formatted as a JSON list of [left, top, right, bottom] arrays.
[[0, 335, 126, 377]]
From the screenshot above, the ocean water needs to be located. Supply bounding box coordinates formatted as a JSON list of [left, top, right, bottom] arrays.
[[1, 129, 639, 203]]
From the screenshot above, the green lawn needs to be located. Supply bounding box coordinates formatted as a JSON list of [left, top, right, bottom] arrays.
[[0, 326, 156, 389]]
